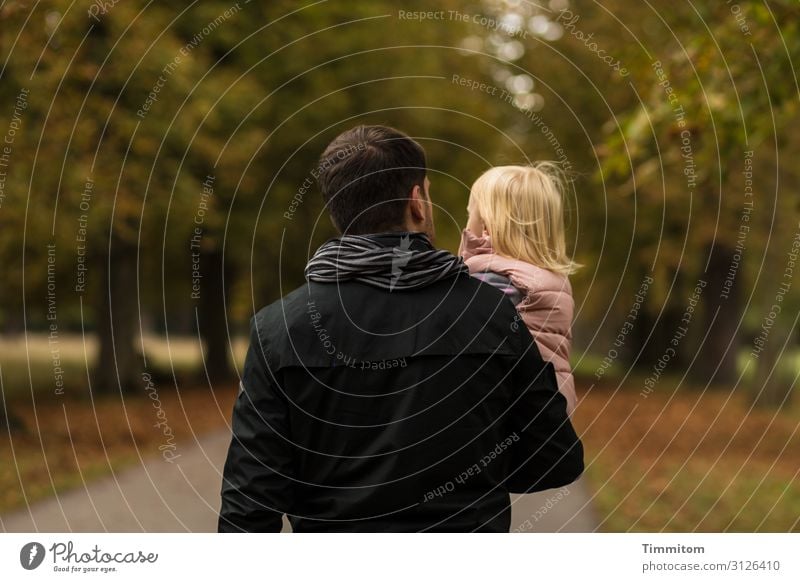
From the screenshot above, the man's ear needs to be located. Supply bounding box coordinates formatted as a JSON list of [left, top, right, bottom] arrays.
[[408, 184, 426, 222]]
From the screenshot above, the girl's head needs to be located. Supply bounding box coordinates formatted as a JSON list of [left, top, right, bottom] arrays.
[[468, 163, 579, 275]]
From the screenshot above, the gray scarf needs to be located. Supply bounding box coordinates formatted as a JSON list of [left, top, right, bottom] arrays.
[[305, 232, 468, 291]]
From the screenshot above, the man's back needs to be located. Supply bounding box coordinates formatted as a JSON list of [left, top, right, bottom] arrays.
[[219, 269, 583, 532]]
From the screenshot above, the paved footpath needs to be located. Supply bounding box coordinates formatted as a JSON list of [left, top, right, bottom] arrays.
[[1, 429, 597, 532]]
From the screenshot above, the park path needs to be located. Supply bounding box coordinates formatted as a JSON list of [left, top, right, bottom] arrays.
[[0, 429, 597, 532]]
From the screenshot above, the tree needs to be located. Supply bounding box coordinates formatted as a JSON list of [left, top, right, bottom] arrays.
[[599, 0, 799, 401], [1, 0, 521, 394]]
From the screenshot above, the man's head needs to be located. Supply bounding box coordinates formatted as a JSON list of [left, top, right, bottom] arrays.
[[315, 125, 434, 238]]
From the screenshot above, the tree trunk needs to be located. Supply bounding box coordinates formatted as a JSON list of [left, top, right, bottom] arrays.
[[628, 269, 690, 373], [197, 246, 234, 384], [690, 243, 741, 387], [92, 239, 141, 394], [0, 405, 26, 433], [631, 304, 690, 370], [1, 309, 25, 335]]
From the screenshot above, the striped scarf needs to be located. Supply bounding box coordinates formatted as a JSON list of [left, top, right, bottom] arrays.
[[305, 232, 468, 291]]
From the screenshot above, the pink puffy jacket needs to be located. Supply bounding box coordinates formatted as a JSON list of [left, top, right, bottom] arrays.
[[459, 230, 577, 415]]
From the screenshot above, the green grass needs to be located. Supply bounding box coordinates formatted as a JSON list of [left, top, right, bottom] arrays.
[[587, 460, 800, 532]]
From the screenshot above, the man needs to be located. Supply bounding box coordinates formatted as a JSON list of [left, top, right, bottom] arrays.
[[218, 125, 583, 532]]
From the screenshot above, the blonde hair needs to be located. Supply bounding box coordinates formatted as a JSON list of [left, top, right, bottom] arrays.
[[468, 163, 580, 275]]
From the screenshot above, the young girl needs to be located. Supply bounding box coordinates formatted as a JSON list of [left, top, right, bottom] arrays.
[[459, 164, 579, 415]]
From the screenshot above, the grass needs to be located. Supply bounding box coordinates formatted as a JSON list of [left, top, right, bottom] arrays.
[[574, 377, 800, 532]]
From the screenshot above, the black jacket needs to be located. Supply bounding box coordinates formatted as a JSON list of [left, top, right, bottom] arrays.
[[218, 269, 583, 532]]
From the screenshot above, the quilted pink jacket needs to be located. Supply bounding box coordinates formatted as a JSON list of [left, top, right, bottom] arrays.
[[459, 229, 577, 415]]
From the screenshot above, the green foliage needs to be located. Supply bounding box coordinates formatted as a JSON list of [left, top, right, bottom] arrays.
[[600, 0, 799, 289]]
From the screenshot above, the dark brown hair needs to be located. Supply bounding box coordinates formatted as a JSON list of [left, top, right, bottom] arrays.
[[316, 125, 426, 234]]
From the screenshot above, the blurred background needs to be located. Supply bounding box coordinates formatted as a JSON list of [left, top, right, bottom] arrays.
[[0, 0, 798, 532]]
